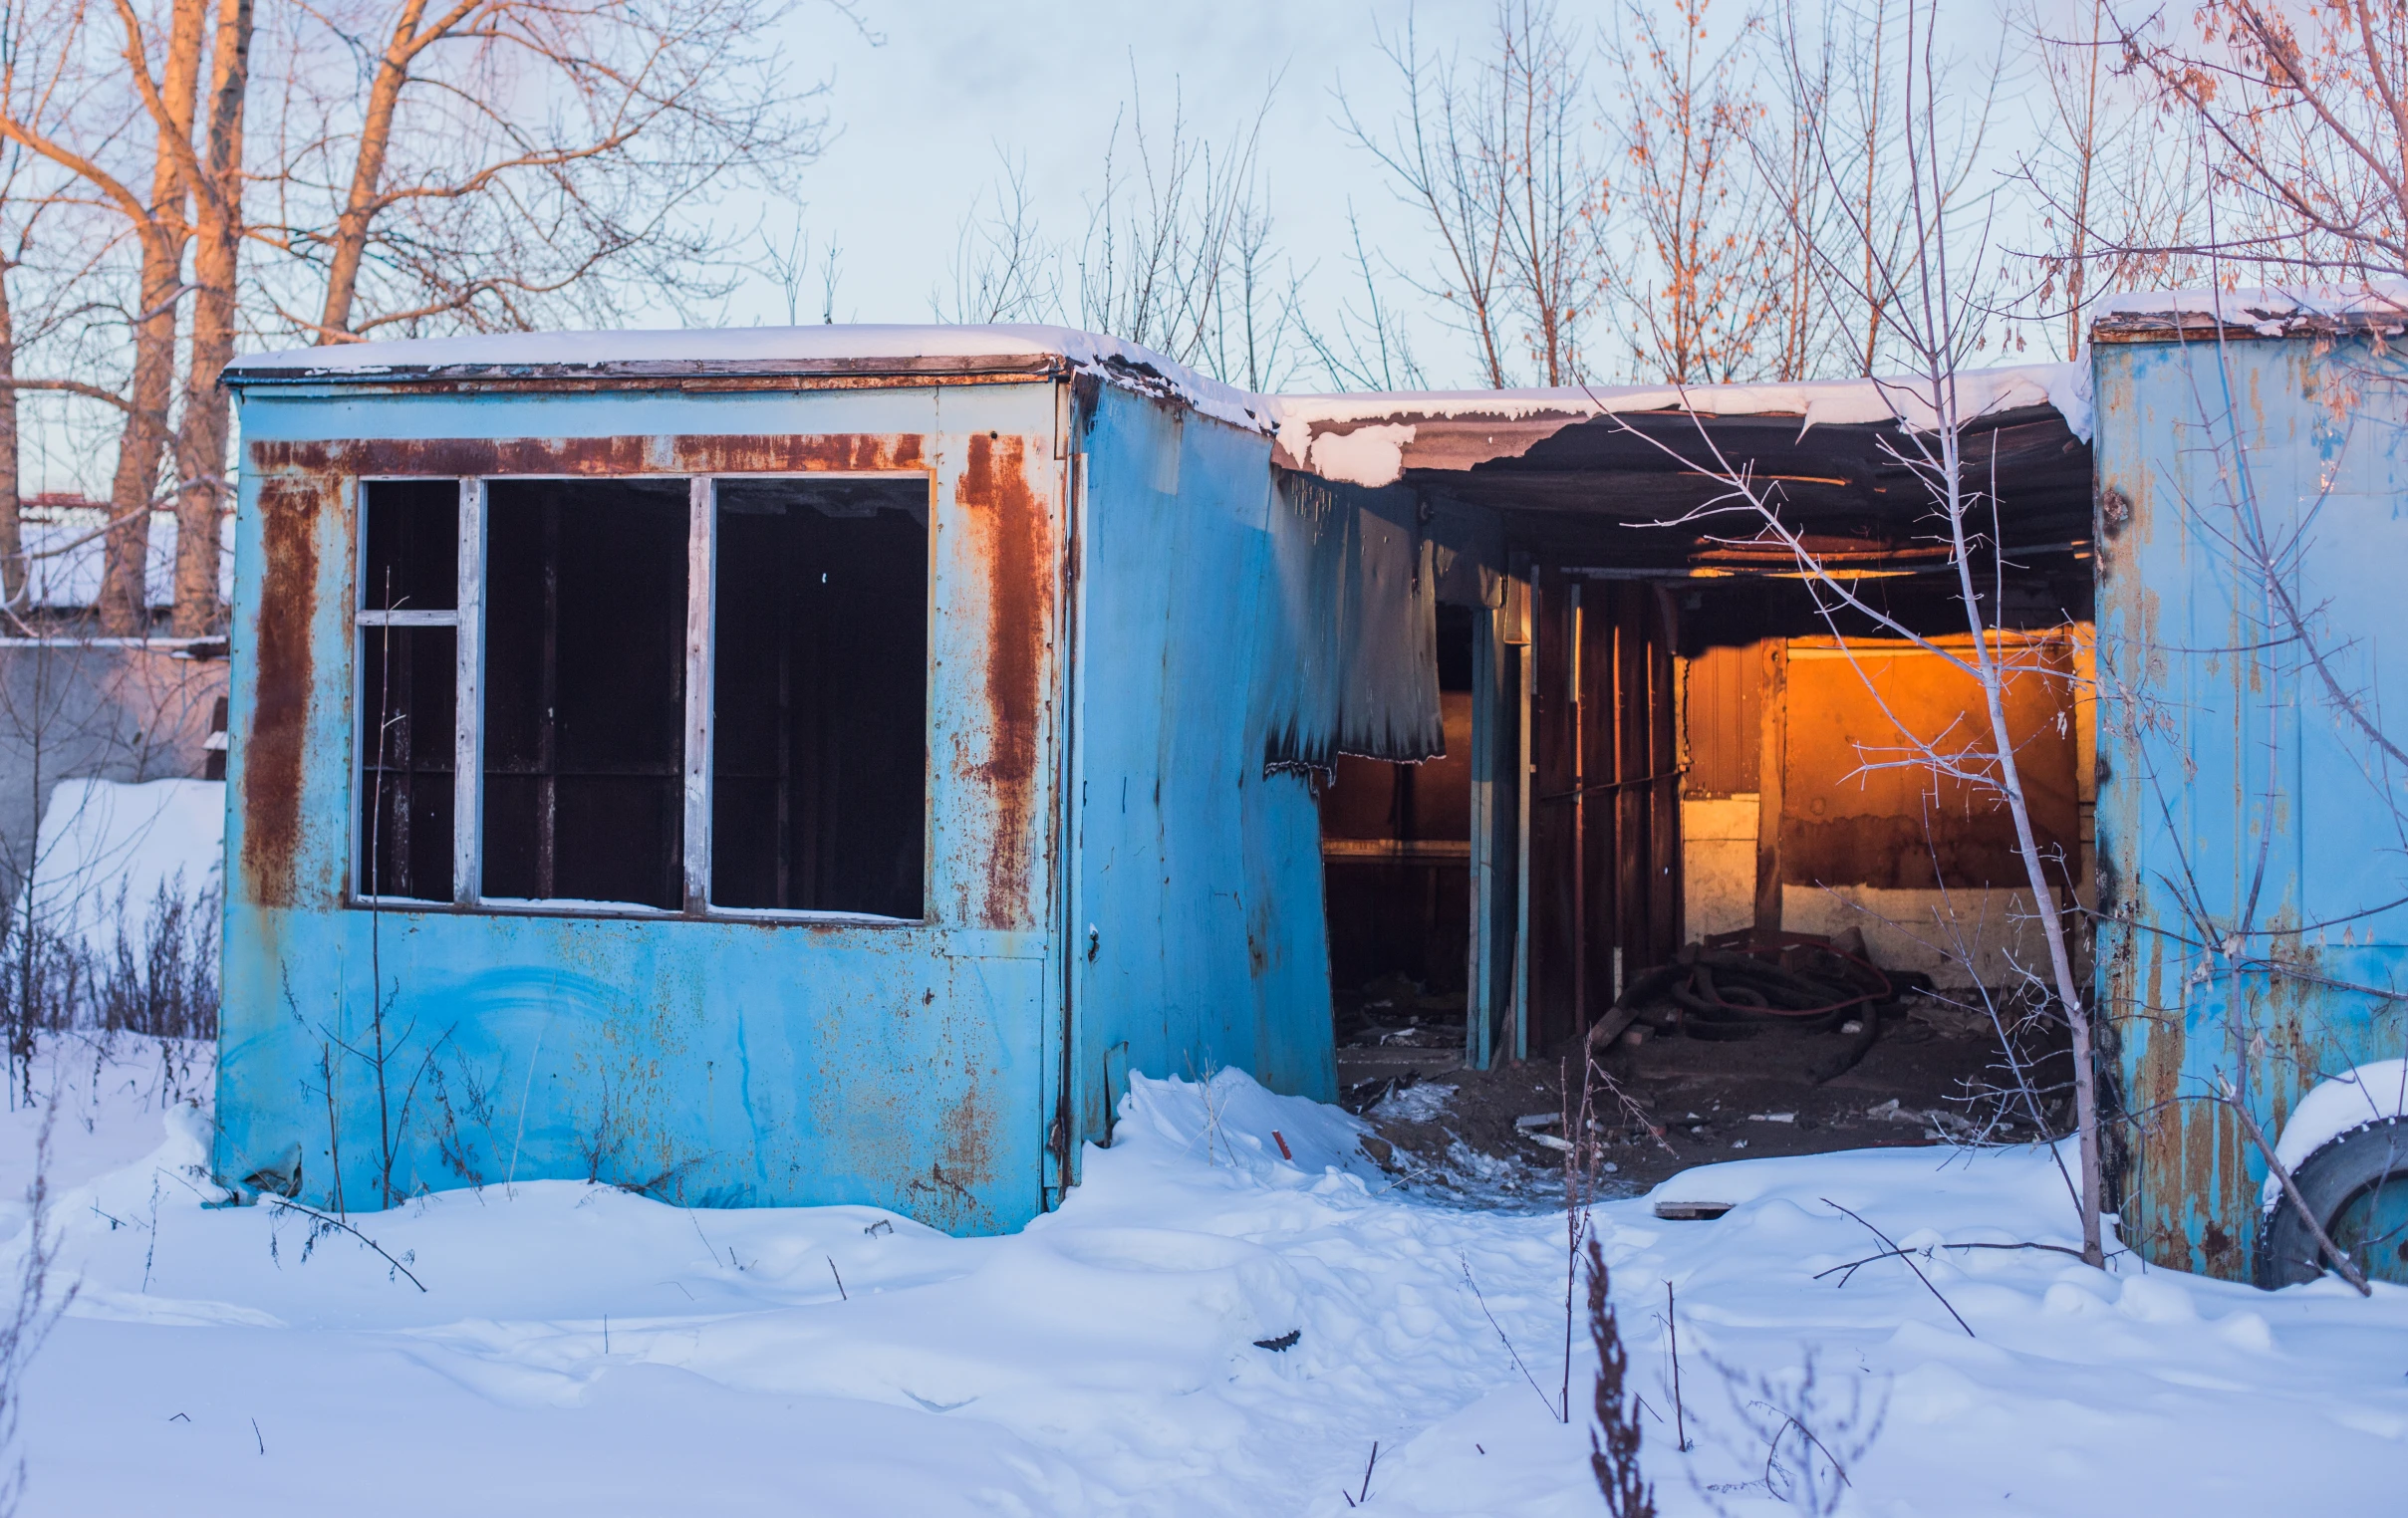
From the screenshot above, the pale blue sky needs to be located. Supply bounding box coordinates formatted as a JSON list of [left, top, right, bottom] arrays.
[[721, 0, 1511, 383], [724, 0, 2066, 389]]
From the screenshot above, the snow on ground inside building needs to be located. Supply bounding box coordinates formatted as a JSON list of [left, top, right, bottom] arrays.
[[1, 1036, 2401, 1516]]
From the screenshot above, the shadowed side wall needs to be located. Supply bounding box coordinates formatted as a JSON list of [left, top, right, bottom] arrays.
[[1067, 387, 1337, 1153]]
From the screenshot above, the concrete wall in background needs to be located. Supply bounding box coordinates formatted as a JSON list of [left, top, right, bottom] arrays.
[[0, 641, 227, 895]]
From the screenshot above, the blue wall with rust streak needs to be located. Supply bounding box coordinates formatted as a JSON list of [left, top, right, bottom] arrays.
[[2094, 332, 2408, 1279]]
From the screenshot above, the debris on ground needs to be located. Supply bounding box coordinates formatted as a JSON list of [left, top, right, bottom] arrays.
[[1339, 930, 2066, 1200]]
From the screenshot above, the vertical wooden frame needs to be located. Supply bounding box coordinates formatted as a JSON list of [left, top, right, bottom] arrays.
[[353, 476, 466, 905], [453, 476, 483, 906], [682, 475, 716, 914], [1468, 605, 1496, 1070], [1513, 632, 1533, 1064], [1754, 639, 1787, 932]]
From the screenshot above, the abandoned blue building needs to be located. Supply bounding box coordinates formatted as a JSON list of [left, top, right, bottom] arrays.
[[211, 328, 1467, 1233], [211, 313, 2405, 1280], [211, 327, 2106, 1235]]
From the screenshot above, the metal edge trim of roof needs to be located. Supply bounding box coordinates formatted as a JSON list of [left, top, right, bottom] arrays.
[[218, 324, 1282, 436], [219, 351, 1069, 385]]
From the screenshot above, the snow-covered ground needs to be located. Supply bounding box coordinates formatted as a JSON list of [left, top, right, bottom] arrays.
[[1, 1034, 2401, 1516]]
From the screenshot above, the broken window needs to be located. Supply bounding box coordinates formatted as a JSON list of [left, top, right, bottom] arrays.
[[710, 478, 928, 918], [480, 478, 689, 909], [353, 468, 930, 920], [357, 480, 458, 901]]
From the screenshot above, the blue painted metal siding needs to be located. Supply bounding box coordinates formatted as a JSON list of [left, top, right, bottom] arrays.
[[2094, 332, 2408, 1279], [216, 381, 1070, 1234], [1065, 386, 1336, 1154]]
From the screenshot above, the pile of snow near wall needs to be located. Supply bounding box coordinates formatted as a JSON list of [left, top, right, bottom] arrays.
[[16, 776, 222, 966]]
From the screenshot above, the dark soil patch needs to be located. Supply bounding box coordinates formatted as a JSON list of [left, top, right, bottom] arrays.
[[1346, 996, 2048, 1196]]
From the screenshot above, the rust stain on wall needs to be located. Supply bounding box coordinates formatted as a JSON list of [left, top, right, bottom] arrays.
[[938, 1074, 997, 1192], [669, 432, 927, 473], [253, 436, 654, 476], [956, 432, 1049, 929], [252, 433, 929, 477], [242, 470, 322, 905]]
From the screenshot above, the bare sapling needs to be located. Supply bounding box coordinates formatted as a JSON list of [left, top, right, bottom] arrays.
[[2219, 1074, 2371, 1295], [1557, 1050, 1611, 1422], [1587, 1236, 1656, 1517], [0, 1113, 76, 1517], [1696, 1350, 1885, 1518], [1609, 0, 2108, 1265], [1338, 1, 1599, 386]]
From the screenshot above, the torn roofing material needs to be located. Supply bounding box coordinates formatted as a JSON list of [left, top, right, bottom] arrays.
[[2092, 281, 2408, 341], [221, 323, 1275, 435], [1267, 363, 2091, 489]]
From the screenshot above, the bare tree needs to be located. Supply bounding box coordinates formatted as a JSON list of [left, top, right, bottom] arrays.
[[1629, 0, 2108, 1265], [0, 0, 205, 635], [1073, 80, 1274, 380], [758, 212, 839, 326], [1601, 0, 1772, 383], [937, 147, 1057, 326], [1338, 7, 1523, 386], [96, 0, 199, 636], [1753, 7, 1837, 381], [1204, 176, 1294, 392], [0, 1117, 72, 1517], [1296, 204, 1429, 391], [2017, 0, 2204, 359], [161, 0, 248, 636], [2117, 0, 2408, 281], [1493, 0, 1594, 384], [259, 0, 824, 344]]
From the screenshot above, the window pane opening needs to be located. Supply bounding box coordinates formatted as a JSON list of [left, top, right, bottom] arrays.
[[711, 478, 927, 917], [358, 477, 459, 902], [360, 624, 456, 900], [481, 478, 688, 909], [361, 478, 458, 611]]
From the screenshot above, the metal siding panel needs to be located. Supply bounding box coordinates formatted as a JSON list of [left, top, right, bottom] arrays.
[[2097, 335, 2408, 1280], [1070, 389, 1333, 1150]]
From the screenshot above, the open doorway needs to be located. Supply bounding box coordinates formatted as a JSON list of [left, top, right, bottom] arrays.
[[1281, 390, 2097, 1188], [1323, 604, 1475, 1102]]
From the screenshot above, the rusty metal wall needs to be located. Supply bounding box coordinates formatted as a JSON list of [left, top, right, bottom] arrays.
[[216, 370, 1366, 1236], [2095, 331, 2408, 1280], [1779, 636, 2081, 890], [216, 381, 1068, 1234]]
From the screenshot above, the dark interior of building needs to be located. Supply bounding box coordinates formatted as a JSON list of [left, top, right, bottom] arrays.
[[1320, 399, 2100, 1183]]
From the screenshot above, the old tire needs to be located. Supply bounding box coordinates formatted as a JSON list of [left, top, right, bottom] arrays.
[[2257, 1116, 2408, 1288]]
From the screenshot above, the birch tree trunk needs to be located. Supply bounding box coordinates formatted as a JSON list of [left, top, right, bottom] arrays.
[[169, 0, 252, 635], [314, 0, 453, 343], [97, 0, 206, 636]]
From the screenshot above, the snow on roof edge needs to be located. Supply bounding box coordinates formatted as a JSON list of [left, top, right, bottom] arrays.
[[1265, 362, 2091, 488], [225, 323, 1276, 435], [2093, 281, 2408, 338], [225, 324, 2094, 486]]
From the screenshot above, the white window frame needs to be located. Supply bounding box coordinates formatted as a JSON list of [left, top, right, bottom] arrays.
[[351, 468, 935, 924], [351, 475, 477, 908]]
